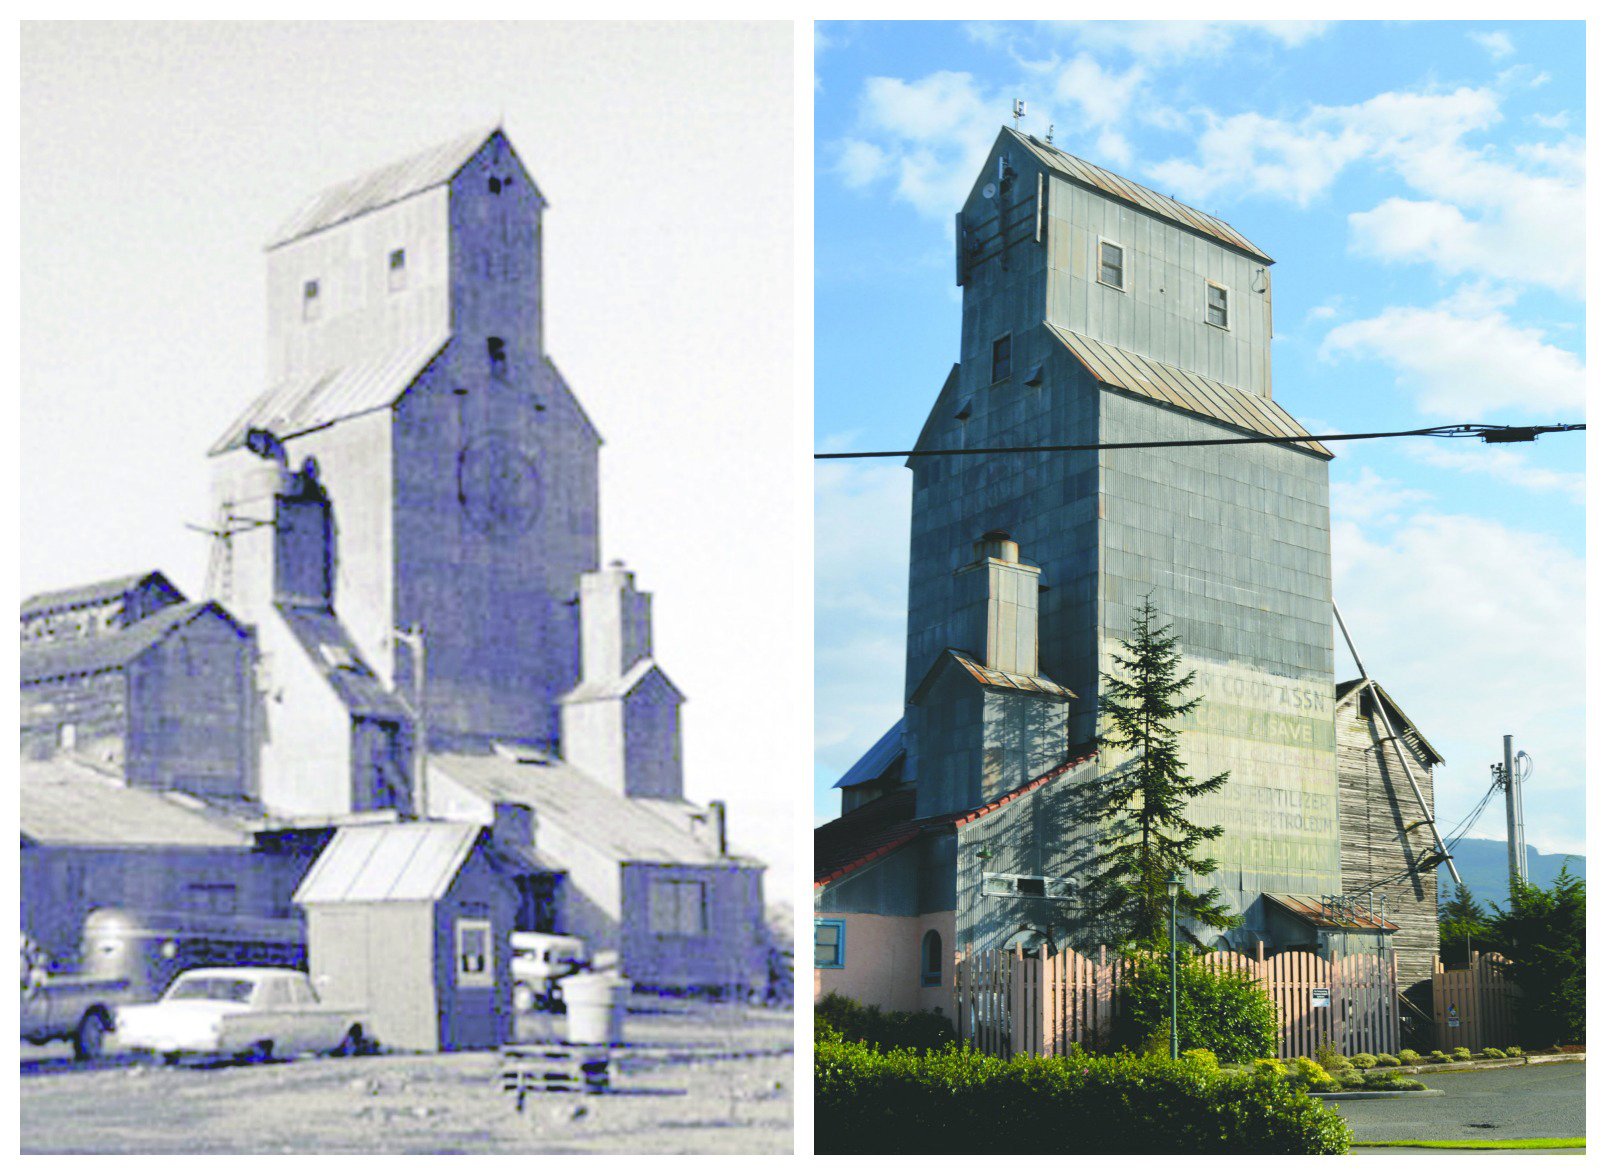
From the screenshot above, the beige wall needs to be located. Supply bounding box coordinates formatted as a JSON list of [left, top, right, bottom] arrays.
[[814, 909, 957, 1018]]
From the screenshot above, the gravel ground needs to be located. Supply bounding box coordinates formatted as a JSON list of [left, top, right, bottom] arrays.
[[21, 999, 795, 1154]]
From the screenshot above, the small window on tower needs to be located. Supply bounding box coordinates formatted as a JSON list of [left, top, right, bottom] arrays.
[[991, 334, 1012, 383], [1205, 280, 1229, 329], [488, 176, 503, 195], [388, 248, 407, 292], [1098, 240, 1125, 290], [302, 279, 321, 322]]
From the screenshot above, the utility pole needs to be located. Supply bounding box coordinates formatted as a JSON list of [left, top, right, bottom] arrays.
[[1495, 734, 1528, 894], [394, 625, 428, 820]]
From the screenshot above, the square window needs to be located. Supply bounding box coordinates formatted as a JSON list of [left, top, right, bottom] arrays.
[[991, 334, 1011, 383], [1206, 281, 1229, 328], [814, 919, 845, 969], [456, 918, 494, 987], [1098, 240, 1125, 289], [648, 878, 707, 936], [388, 248, 407, 291], [302, 279, 321, 322]]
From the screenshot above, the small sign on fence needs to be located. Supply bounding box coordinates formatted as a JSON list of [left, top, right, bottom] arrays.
[[1311, 987, 1331, 1008], [1448, 1002, 1460, 1029]]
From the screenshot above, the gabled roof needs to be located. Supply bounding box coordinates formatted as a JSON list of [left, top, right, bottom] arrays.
[[431, 752, 730, 867], [21, 570, 183, 620], [274, 605, 410, 721], [208, 332, 451, 454], [559, 658, 686, 705], [1002, 127, 1273, 264], [832, 718, 906, 791], [20, 757, 255, 848], [21, 601, 245, 685], [294, 822, 481, 904], [910, 648, 1075, 705], [267, 126, 528, 249], [1336, 678, 1444, 765], [1045, 323, 1332, 457]]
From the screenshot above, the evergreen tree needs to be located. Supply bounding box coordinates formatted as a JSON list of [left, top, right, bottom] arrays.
[[1437, 881, 1494, 966], [1084, 598, 1237, 946], [1487, 866, 1585, 1046]]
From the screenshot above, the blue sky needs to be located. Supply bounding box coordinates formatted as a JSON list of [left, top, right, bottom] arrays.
[[813, 21, 1587, 866]]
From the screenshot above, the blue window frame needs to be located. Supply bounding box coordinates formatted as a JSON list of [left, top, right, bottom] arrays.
[[814, 919, 846, 969]]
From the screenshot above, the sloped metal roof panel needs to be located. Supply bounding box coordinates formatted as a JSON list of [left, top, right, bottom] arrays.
[[21, 602, 227, 684], [20, 758, 255, 848], [21, 571, 179, 619], [1047, 324, 1332, 457], [208, 332, 451, 454], [832, 718, 906, 790], [431, 753, 724, 866], [1008, 128, 1273, 263], [274, 606, 410, 720], [294, 823, 479, 904], [267, 126, 499, 249]]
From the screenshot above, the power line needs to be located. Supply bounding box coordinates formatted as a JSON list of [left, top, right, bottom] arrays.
[[814, 422, 1584, 460]]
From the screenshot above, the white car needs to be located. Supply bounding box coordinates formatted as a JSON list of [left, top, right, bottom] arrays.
[[115, 966, 367, 1063]]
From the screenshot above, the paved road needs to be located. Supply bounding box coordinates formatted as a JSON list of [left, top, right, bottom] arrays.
[[1329, 1062, 1585, 1144]]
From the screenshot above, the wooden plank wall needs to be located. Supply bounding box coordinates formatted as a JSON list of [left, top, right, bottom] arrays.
[[957, 942, 1399, 1061], [1433, 952, 1519, 1051]]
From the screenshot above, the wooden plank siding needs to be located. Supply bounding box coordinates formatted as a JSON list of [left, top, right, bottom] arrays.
[[1335, 687, 1440, 991], [1433, 952, 1519, 1052], [957, 942, 1397, 1060]]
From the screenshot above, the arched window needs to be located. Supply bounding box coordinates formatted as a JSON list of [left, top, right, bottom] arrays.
[[920, 929, 942, 987]]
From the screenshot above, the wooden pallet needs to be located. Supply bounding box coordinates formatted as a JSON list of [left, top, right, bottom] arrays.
[[501, 1044, 613, 1110]]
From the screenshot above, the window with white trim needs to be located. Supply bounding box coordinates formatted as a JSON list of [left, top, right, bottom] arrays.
[[1205, 280, 1229, 329], [1097, 240, 1125, 290], [302, 279, 321, 322], [388, 248, 407, 292], [814, 918, 845, 969], [455, 918, 494, 987], [982, 872, 1077, 900], [648, 878, 708, 936], [920, 929, 943, 987]]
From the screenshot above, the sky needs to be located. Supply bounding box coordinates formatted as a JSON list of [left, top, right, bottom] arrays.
[[16, 21, 801, 899], [813, 20, 1588, 868]]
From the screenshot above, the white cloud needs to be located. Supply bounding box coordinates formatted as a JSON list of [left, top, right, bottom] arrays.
[[1147, 109, 1370, 207], [1330, 468, 1434, 524], [845, 71, 1004, 219], [1053, 53, 1146, 129], [1331, 510, 1584, 857], [1469, 30, 1515, 60], [1398, 438, 1584, 502], [1318, 301, 1584, 418], [835, 138, 889, 188]]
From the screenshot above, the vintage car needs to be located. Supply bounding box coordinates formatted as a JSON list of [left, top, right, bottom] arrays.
[[510, 932, 589, 1012], [115, 966, 367, 1063]]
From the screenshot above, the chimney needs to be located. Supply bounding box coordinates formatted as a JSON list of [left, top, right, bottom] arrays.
[[952, 530, 1042, 676], [578, 560, 652, 683], [708, 800, 727, 857]]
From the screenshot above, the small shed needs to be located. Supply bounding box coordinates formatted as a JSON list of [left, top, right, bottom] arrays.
[[294, 821, 519, 1052]]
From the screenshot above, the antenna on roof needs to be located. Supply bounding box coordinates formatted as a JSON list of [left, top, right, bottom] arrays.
[[1046, 124, 1054, 145], [1012, 99, 1026, 130]]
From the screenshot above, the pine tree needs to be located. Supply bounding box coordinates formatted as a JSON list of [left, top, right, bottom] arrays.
[[1084, 598, 1237, 946], [1438, 881, 1493, 966], [1487, 866, 1585, 1046]]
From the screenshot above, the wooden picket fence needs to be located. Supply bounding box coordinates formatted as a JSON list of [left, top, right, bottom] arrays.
[[956, 942, 1398, 1060], [1433, 951, 1519, 1051]]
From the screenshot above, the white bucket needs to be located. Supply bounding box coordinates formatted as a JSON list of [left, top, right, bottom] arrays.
[[560, 973, 628, 1044]]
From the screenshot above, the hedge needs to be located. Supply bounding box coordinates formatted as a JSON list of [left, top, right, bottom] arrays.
[[816, 1036, 1353, 1154]]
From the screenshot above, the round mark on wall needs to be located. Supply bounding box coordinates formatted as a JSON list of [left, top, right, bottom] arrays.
[[457, 434, 542, 538]]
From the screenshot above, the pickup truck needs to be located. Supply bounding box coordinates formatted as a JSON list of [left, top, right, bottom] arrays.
[[21, 972, 130, 1060], [115, 967, 368, 1064]]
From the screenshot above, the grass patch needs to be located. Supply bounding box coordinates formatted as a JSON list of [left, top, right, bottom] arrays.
[[1352, 1138, 1584, 1150]]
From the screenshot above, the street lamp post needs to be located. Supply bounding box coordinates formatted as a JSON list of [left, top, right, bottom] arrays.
[[1166, 872, 1184, 1060]]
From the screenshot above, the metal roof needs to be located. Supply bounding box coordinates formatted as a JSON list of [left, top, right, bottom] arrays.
[[1336, 678, 1444, 765], [266, 125, 506, 249], [21, 571, 182, 620], [20, 758, 256, 848], [275, 605, 410, 721], [21, 601, 241, 684], [431, 752, 726, 867], [209, 332, 451, 454], [832, 718, 905, 790], [910, 648, 1076, 705], [1046, 323, 1333, 457], [558, 658, 685, 705], [294, 822, 481, 904], [1265, 892, 1400, 933], [1006, 127, 1273, 264]]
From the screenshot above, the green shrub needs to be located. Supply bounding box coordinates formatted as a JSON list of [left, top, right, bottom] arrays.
[[814, 992, 957, 1054], [1374, 1053, 1400, 1067], [1481, 1047, 1507, 1059], [1314, 1039, 1349, 1073], [1116, 952, 1279, 1064], [1348, 1052, 1378, 1070], [1362, 1071, 1427, 1092], [1451, 1046, 1473, 1062], [1397, 1048, 1421, 1064], [814, 1036, 1353, 1154], [1287, 1056, 1339, 1092], [1181, 1047, 1218, 1070], [1335, 1069, 1364, 1089], [1428, 1050, 1450, 1063], [1252, 1056, 1288, 1078], [1505, 1046, 1525, 1058]]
